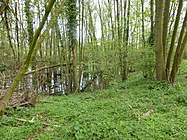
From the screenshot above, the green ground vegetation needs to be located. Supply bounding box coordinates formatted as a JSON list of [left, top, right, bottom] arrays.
[[1, 61, 187, 140]]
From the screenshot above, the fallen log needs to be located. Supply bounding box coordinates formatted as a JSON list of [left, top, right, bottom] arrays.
[[24, 63, 72, 75]]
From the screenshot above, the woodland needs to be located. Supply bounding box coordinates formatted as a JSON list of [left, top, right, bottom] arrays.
[[0, 0, 187, 139]]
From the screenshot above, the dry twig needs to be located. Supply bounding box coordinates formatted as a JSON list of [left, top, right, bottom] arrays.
[[15, 117, 61, 127], [127, 103, 153, 121]]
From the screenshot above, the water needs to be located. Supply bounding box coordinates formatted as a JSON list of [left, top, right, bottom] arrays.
[[0, 66, 101, 95]]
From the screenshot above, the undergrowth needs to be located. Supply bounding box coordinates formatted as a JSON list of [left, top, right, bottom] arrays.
[[0, 65, 187, 139]]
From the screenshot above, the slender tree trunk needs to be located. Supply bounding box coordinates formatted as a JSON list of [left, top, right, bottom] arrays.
[[148, 0, 154, 46], [141, 0, 145, 48], [160, 0, 171, 80], [78, 0, 84, 91], [87, 1, 97, 81], [0, 0, 9, 15], [98, 0, 104, 42], [15, 2, 20, 64], [166, 0, 183, 77], [170, 10, 187, 83], [162, 0, 171, 66], [122, 0, 130, 81], [170, 32, 187, 83], [108, 0, 114, 49], [4, 10, 16, 58], [0, 0, 57, 116], [116, 0, 122, 80], [150, 0, 154, 36]]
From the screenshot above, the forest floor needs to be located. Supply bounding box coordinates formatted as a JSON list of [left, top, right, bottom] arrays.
[[0, 71, 187, 139]]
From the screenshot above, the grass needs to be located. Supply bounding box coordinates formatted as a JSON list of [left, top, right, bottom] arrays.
[[0, 69, 187, 139]]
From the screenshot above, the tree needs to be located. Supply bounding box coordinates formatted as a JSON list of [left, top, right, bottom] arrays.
[[155, 0, 186, 83], [141, 0, 145, 48], [66, 0, 78, 92], [0, 0, 9, 16], [170, 10, 187, 83], [155, 0, 165, 81], [166, 0, 183, 79], [0, 0, 60, 116]]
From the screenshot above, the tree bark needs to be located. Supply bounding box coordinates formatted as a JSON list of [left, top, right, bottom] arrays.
[[166, 0, 183, 77], [66, 0, 78, 92], [155, 0, 165, 81], [170, 10, 187, 83], [0, 0, 9, 15], [141, 0, 145, 48], [162, 0, 171, 65]]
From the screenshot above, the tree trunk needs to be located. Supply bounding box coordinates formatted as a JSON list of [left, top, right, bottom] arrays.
[[162, 0, 171, 65], [66, 0, 78, 92], [170, 10, 187, 83], [166, 0, 183, 77], [122, 0, 130, 81], [141, 0, 145, 48], [0, 0, 57, 116], [155, 0, 165, 81]]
